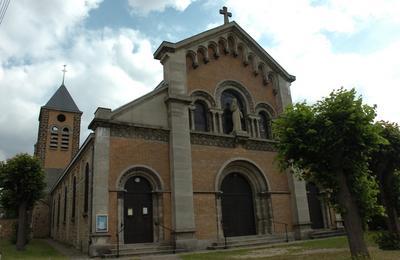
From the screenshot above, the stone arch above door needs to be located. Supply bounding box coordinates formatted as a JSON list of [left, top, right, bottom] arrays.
[[116, 165, 164, 244], [215, 158, 270, 192], [215, 158, 272, 237], [116, 165, 164, 192]]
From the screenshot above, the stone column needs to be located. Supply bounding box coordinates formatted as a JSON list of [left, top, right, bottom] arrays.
[[189, 105, 195, 131], [210, 110, 218, 133], [162, 50, 197, 250], [90, 126, 111, 256], [217, 111, 224, 134], [255, 118, 261, 138]]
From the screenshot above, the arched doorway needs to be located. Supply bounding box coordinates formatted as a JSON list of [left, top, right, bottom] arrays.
[[124, 176, 153, 243], [221, 173, 256, 237], [306, 182, 324, 229]]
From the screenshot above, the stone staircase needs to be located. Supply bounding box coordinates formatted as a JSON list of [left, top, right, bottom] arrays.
[[309, 228, 346, 239], [207, 234, 289, 250], [102, 242, 185, 258]]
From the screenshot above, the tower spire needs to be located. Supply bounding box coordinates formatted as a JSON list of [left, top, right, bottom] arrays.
[[61, 65, 67, 85]]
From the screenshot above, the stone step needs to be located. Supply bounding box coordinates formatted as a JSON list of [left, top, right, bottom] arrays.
[[102, 249, 186, 258], [207, 235, 288, 250], [310, 229, 346, 239], [226, 234, 287, 243], [109, 243, 171, 250], [103, 247, 186, 258], [110, 245, 176, 254]]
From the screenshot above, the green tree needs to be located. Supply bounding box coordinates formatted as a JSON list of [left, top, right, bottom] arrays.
[[0, 153, 45, 250], [274, 88, 382, 259], [370, 122, 400, 234]]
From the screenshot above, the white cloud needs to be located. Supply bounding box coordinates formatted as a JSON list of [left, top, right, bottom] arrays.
[[128, 0, 194, 15], [223, 0, 400, 124], [0, 0, 162, 161]]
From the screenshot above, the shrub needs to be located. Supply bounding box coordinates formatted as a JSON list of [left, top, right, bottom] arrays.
[[374, 231, 400, 250]]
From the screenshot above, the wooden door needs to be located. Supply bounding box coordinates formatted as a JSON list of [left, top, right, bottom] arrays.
[[124, 176, 153, 243], [306, 182, 325, 229], [221, 173, 256, 237]]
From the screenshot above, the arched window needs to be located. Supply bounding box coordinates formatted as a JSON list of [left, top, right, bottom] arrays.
[[52, 199, 55, 228], [194, 100, 209, 132], [63, 186, 67, 223], [57, 194, 60, 228], [71, 176, 76, 222], [259, 112, 272, 139], [50, 125, 59, 149], [221, 90, 246, 134], [84, 164, 89, 214], [61, 127, 70, 150]]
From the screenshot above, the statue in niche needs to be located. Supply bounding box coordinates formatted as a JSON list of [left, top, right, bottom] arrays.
[[230, 98, 243, 134]]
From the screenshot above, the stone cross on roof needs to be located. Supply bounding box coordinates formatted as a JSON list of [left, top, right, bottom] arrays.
[[61, 64, 67, 85], [219, 6, 232, 25]]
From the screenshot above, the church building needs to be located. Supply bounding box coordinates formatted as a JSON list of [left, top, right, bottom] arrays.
[[34, 10, 341, 257]]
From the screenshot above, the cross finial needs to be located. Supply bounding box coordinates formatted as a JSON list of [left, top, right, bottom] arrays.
[[61, 65, 67, 85], [219, 6, 232, 25]]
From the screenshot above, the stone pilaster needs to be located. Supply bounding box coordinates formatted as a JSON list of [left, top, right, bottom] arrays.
[[162, 50, 197, 250], [89, 126, 111, 256], [276, 75, 311, 239]]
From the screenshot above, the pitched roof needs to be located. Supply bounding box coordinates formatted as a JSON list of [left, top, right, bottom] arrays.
[[154, 21, 295, 82], [43, 84, 81, 113]]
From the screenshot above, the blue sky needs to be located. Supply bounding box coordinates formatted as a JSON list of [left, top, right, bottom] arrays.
[[0, 0, 399, 160]]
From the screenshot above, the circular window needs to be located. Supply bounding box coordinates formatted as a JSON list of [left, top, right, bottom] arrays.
[[57, 114, 66, 122]]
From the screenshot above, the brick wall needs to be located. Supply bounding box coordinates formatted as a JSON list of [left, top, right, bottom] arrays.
[[187, 49, 277, 108], [108, 136, 171, 243], [50, 141, 93, 253], [0, 219, 17, 240]]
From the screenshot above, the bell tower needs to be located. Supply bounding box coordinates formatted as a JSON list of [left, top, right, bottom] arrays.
[[34, 77, 82, 190]]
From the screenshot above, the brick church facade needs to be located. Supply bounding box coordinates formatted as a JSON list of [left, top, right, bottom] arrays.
[[33, 18, 341, 256]]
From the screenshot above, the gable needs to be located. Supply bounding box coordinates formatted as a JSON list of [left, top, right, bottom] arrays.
[[154, 22, 295, 83], [154, 21, 295, 116], [109, 84, 169, 128]]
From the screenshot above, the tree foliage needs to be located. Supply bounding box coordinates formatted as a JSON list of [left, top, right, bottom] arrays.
[[0, 153, 45, 250], [370, 121, 400, 239], [274, 88, 383, 258], [0, 153, 45, 211], [275, 88, 382, 219]]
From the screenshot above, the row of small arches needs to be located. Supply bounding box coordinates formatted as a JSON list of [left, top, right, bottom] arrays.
[[186, 34, 275, 86]]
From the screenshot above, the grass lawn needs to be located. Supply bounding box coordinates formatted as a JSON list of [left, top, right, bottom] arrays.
[[181, 234, 400, 260], [0, 239, 66, 260]]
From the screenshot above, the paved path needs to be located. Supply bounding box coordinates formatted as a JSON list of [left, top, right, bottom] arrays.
[[44, 239, 89, 259], [44, 239, 182, 259]]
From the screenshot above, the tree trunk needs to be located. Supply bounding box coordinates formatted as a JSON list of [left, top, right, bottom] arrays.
[[16, 201, 27, 251], [337, 170, 370, 259]]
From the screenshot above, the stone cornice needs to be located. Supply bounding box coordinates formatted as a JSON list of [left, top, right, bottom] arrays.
[[110, 124, 169, 142], [190, 131, 277, 151], [164, 94, 192, 105]]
